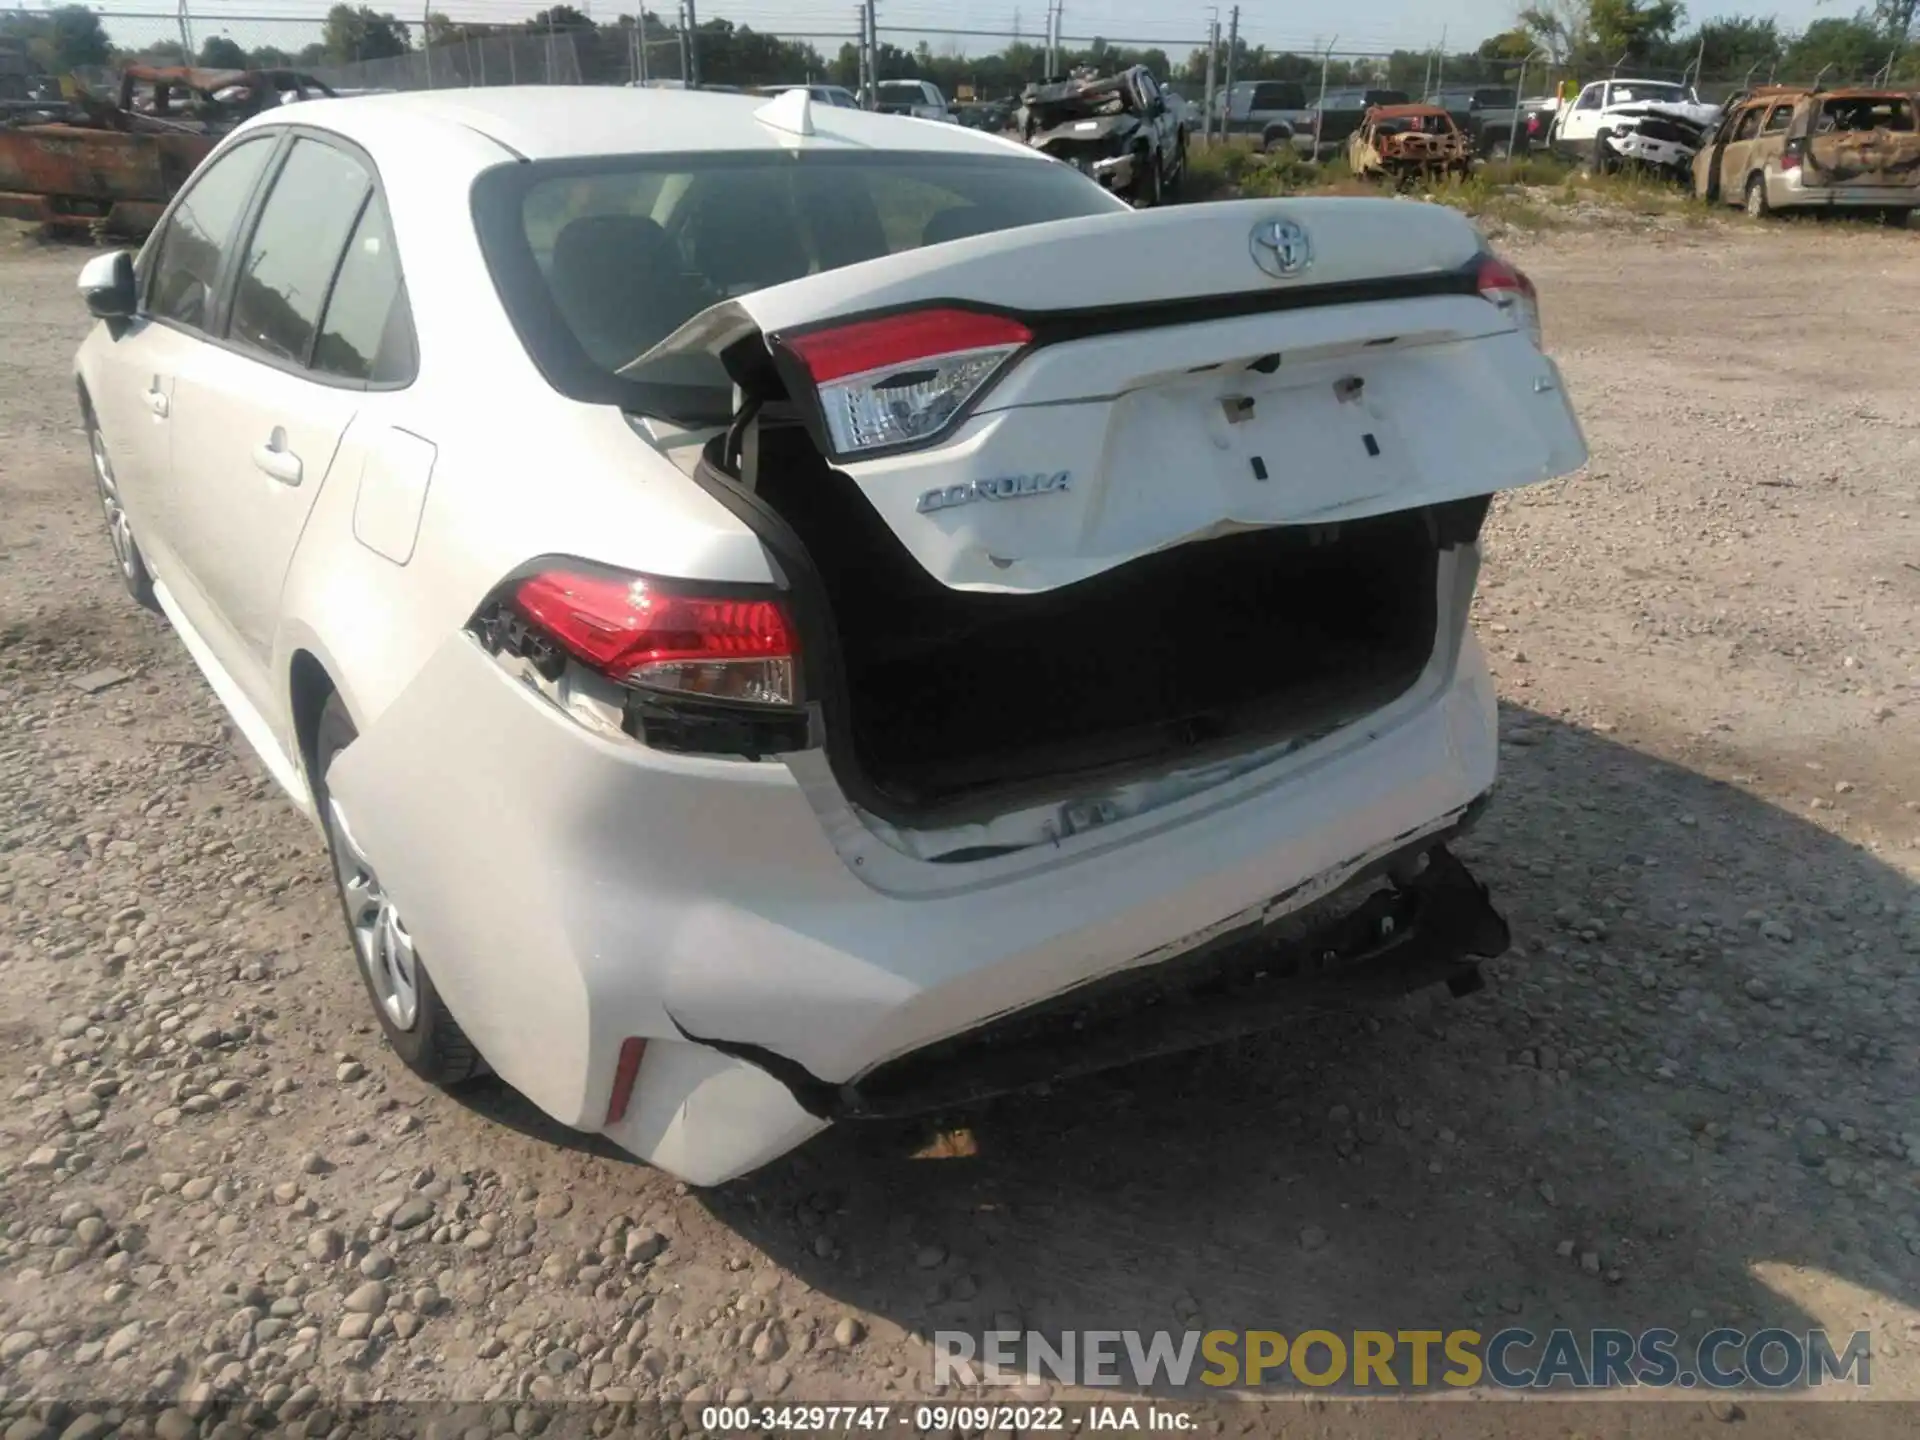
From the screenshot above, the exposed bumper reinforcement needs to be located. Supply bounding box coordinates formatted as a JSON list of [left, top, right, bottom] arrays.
[[672, 833, 1509, 1123]]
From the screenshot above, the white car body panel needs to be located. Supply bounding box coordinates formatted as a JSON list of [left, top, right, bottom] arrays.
[[72, 86, 1586, 1186]]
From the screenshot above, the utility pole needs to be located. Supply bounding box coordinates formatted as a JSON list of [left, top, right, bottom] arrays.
[[1202, 12, 1219, 142], [1434, 25, 1447, 93], [176, 0, 193, 62], [863, 0, 877, 104], [422, 1, 434, 88], [1222, 5, 1238, 128], [685, 0, 700, 87]]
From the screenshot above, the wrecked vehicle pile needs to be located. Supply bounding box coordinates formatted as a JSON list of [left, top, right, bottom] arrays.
[[0, 65, 333, 238], [1017, 64, 1186, 205]]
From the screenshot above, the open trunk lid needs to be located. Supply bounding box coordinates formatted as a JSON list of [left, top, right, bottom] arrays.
[[627, 196, 1587, 593]]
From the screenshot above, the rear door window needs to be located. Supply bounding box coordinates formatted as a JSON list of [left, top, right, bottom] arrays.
[[146, 135, 277, 332], [227, 138, 373, 368], [1762, 104, 1793, 134], [1819, 96, 1914, 133], [312, 193, 415, 386]]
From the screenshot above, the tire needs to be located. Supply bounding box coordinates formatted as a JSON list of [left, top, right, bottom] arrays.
[[315, 693, 484, 1087], [1260, 129, 1289, 154], [1745, 173, 1771, 219], [1130, 148, 1163, 208], [1589, 130, 1616, 176], [84, 407, 159, 613]]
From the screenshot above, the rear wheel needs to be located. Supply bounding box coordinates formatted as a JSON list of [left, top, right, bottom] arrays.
[[1745, 173, 1771, 219], [315, 693, 484, 1087], [85, 408, 158, 613]]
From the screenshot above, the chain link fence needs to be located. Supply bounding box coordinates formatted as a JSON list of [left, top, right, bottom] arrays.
[[75, 9, 1920, 103]]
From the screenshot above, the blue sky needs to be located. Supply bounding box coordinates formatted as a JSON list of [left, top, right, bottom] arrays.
[[92, 1, 1843, 58]]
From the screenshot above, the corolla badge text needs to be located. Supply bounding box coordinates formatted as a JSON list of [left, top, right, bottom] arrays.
[[917, 470, 1073, 514]]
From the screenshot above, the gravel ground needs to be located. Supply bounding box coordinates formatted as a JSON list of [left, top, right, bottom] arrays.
[[2, 216, 1918, 1434]]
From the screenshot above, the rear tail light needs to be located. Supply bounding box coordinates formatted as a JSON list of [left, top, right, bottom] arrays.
[[1780, 139, 1803, 172], [471, 561, 807, 760], [781, 307, 1032, 457], [1476, 253, 1542, 349], [512, 569, 796, 705]]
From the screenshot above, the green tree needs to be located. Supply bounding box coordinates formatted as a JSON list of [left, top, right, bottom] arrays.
[[9, 5, 115, 73], [1685, 16, 1782, 77], [1871, 0, 1916, 43], [198, 36, 249, 70], [248, 45, 295, 68], [1782, 15, 1896, 78], [322, 5, 411, 64], [1588, 0, 1683, 62], [527, 6, 595, 32]]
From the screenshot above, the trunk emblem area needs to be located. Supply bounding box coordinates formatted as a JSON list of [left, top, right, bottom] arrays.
[[917, 470, 1073, 514], [1250, 218, 1313, 278]]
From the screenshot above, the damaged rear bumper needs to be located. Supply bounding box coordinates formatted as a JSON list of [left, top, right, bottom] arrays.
[[678, 840, 1508, 1123], [323, 623, 1505, 1185]]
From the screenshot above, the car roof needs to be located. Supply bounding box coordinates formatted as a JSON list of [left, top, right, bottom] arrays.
[[247, 84, 1010, 161], [1369, 103, 1452, 120]]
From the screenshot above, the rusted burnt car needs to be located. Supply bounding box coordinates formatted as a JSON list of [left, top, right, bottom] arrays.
[[0, 65, 335, 238], [1348, 103, 1472, 183], [1693, 86, 1919, 222]]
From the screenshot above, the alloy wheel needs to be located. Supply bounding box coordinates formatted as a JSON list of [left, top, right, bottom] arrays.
[[89, 424, 136, 580], [328, 798, 420, 1031]]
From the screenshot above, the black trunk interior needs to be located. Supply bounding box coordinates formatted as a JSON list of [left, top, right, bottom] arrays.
[[749, 425, 1445, 822]]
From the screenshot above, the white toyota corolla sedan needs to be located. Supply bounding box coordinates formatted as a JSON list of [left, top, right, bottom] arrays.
[[73, 85, 1586, 1184]]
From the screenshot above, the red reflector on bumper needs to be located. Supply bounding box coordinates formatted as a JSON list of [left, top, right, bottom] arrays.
[[606, 1037, 648, 1126]]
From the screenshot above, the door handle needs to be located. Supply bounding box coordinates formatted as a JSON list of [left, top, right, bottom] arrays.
[[144, 387, 169, 418], [252, 429, 303, 486]]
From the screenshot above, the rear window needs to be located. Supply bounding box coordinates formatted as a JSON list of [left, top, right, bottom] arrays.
[[1818, 96, 1914, 133], [1609, 82, 1688, 105], [473, 151, 1124, 424], [1249, 82, 1305, 111]]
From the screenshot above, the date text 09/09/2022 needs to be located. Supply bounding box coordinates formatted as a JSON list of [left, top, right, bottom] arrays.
[[699, 1406, 1181, 1433]]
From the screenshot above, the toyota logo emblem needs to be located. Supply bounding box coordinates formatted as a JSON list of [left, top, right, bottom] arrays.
[[1250, 218, 1312, 278]]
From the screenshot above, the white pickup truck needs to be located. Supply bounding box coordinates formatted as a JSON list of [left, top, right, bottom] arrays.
[[1552, 78, 1721, 174]]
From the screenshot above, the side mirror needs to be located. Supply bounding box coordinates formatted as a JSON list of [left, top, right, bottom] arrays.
[[78, 250, 137, 322]]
